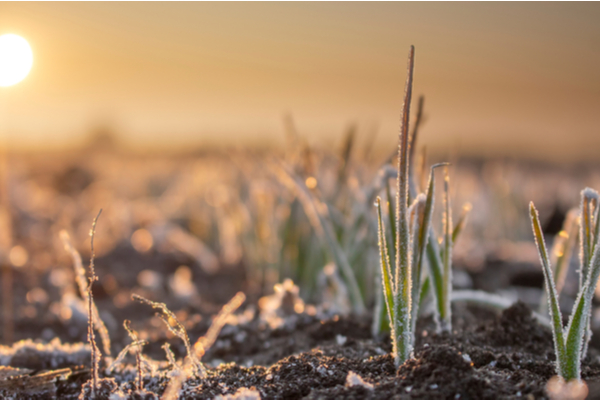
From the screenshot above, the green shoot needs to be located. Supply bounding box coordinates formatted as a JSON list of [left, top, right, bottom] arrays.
[[393, 44, 414, 365], [452, 203, 472, 244], [397, 78, 466, 334], [374, 45, 443, 366], [530, 188, 600, 382], [578, 189, 598, 360], [539, 208, 579, 314], [273, 162, 366, 314], [422, 167, 462, 332], [440, 168, 453, 332]]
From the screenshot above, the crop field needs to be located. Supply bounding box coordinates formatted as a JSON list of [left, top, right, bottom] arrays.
[[0, 101, 599, 399], [1, 4, 600, 395]]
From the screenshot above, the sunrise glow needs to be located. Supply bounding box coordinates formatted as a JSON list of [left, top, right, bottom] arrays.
[[0, 34, 33, 87]]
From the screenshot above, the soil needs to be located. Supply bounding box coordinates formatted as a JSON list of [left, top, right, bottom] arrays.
[[5, 297, 600, 399]]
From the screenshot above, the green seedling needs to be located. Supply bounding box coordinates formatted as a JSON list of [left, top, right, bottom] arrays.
[[530, 188, 600, 382], [273, 162, 365, 314], [374, 45, 445, 366]]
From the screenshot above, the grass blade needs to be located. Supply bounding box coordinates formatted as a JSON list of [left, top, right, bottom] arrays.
[[393, 45, 415, 364], [564, 232, 600, 380], [426, 231, 444, 330], [386, 180, 397, 262], [408, 96, 424, 197], [452, 203, 472, 244], [552, 209, 579, 295], [580, 189, 599, 287], [576, 189, 599, 360], [419, 276, 431, 309], [539, 208, 579, 315], [409, 194, 426, 336], [410, 163, 445, 332], [440, 167, 453, 331], [375, 197, 396, 357], [530, 202, 567, 378]]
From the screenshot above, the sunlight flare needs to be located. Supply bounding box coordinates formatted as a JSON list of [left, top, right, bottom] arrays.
[[0, 34, 33, 87]]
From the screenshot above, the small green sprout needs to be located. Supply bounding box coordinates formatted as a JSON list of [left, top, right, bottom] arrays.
[[530, 188, 600, 382], [374, 45, 443, 366]]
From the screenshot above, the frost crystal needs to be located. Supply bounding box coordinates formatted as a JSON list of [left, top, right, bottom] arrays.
[[345, 371, 373, 390]]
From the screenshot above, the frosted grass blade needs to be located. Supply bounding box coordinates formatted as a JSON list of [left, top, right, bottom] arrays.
[[393, 45, 415, 364], [409, 194, 426, 337], [539, 208, 579, 315], [530, 202, 568, 378], [580, 189, 599, 287], [440, 168, 453, 331], [564, 239, 600, 380], [410, 163, 445, 332], [375, 197, 397, 359], [452, 203, 472, 244]]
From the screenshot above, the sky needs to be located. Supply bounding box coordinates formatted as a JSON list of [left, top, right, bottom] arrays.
[[0, 2, 599, 160]]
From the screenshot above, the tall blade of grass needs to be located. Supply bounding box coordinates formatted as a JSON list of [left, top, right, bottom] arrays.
[[419, 276, 431, 309], [564, 220, 600, 380], [374, 183, 397, 335], [593, 202, 600, 251], [394, 45, 415, 364], [375, 197, 396, 357], [440, 167, 453, 331], [409, 194, 426, 338], [580, 189, 599, 288], [410, 163, 445, 333], [426, 230, 444, 331], [408, 96, 424, 197], [337, 125, 356, 189], [530, 202, 568, 378], [573, 188, 599, 364], [386, 180, 397, 262], [452, 203, 472, 244], [554, 209, 579, 294]]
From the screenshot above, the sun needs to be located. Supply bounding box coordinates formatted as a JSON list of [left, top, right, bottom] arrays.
[[0, 34, 33, 87]]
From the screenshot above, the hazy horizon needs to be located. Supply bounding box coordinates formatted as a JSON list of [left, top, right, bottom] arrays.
[[0, 2, 599, 161]]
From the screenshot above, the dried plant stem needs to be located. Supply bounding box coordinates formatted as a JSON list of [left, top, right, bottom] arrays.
[[194, 292, 246, 359], [132, 294, 204, 377], [87, 209, 102, 396], [60, 230, 112, 362]]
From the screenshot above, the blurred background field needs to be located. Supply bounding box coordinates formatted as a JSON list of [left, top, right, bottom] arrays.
[[0, 1, 600, 364], [2, 132, 599, 350]]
